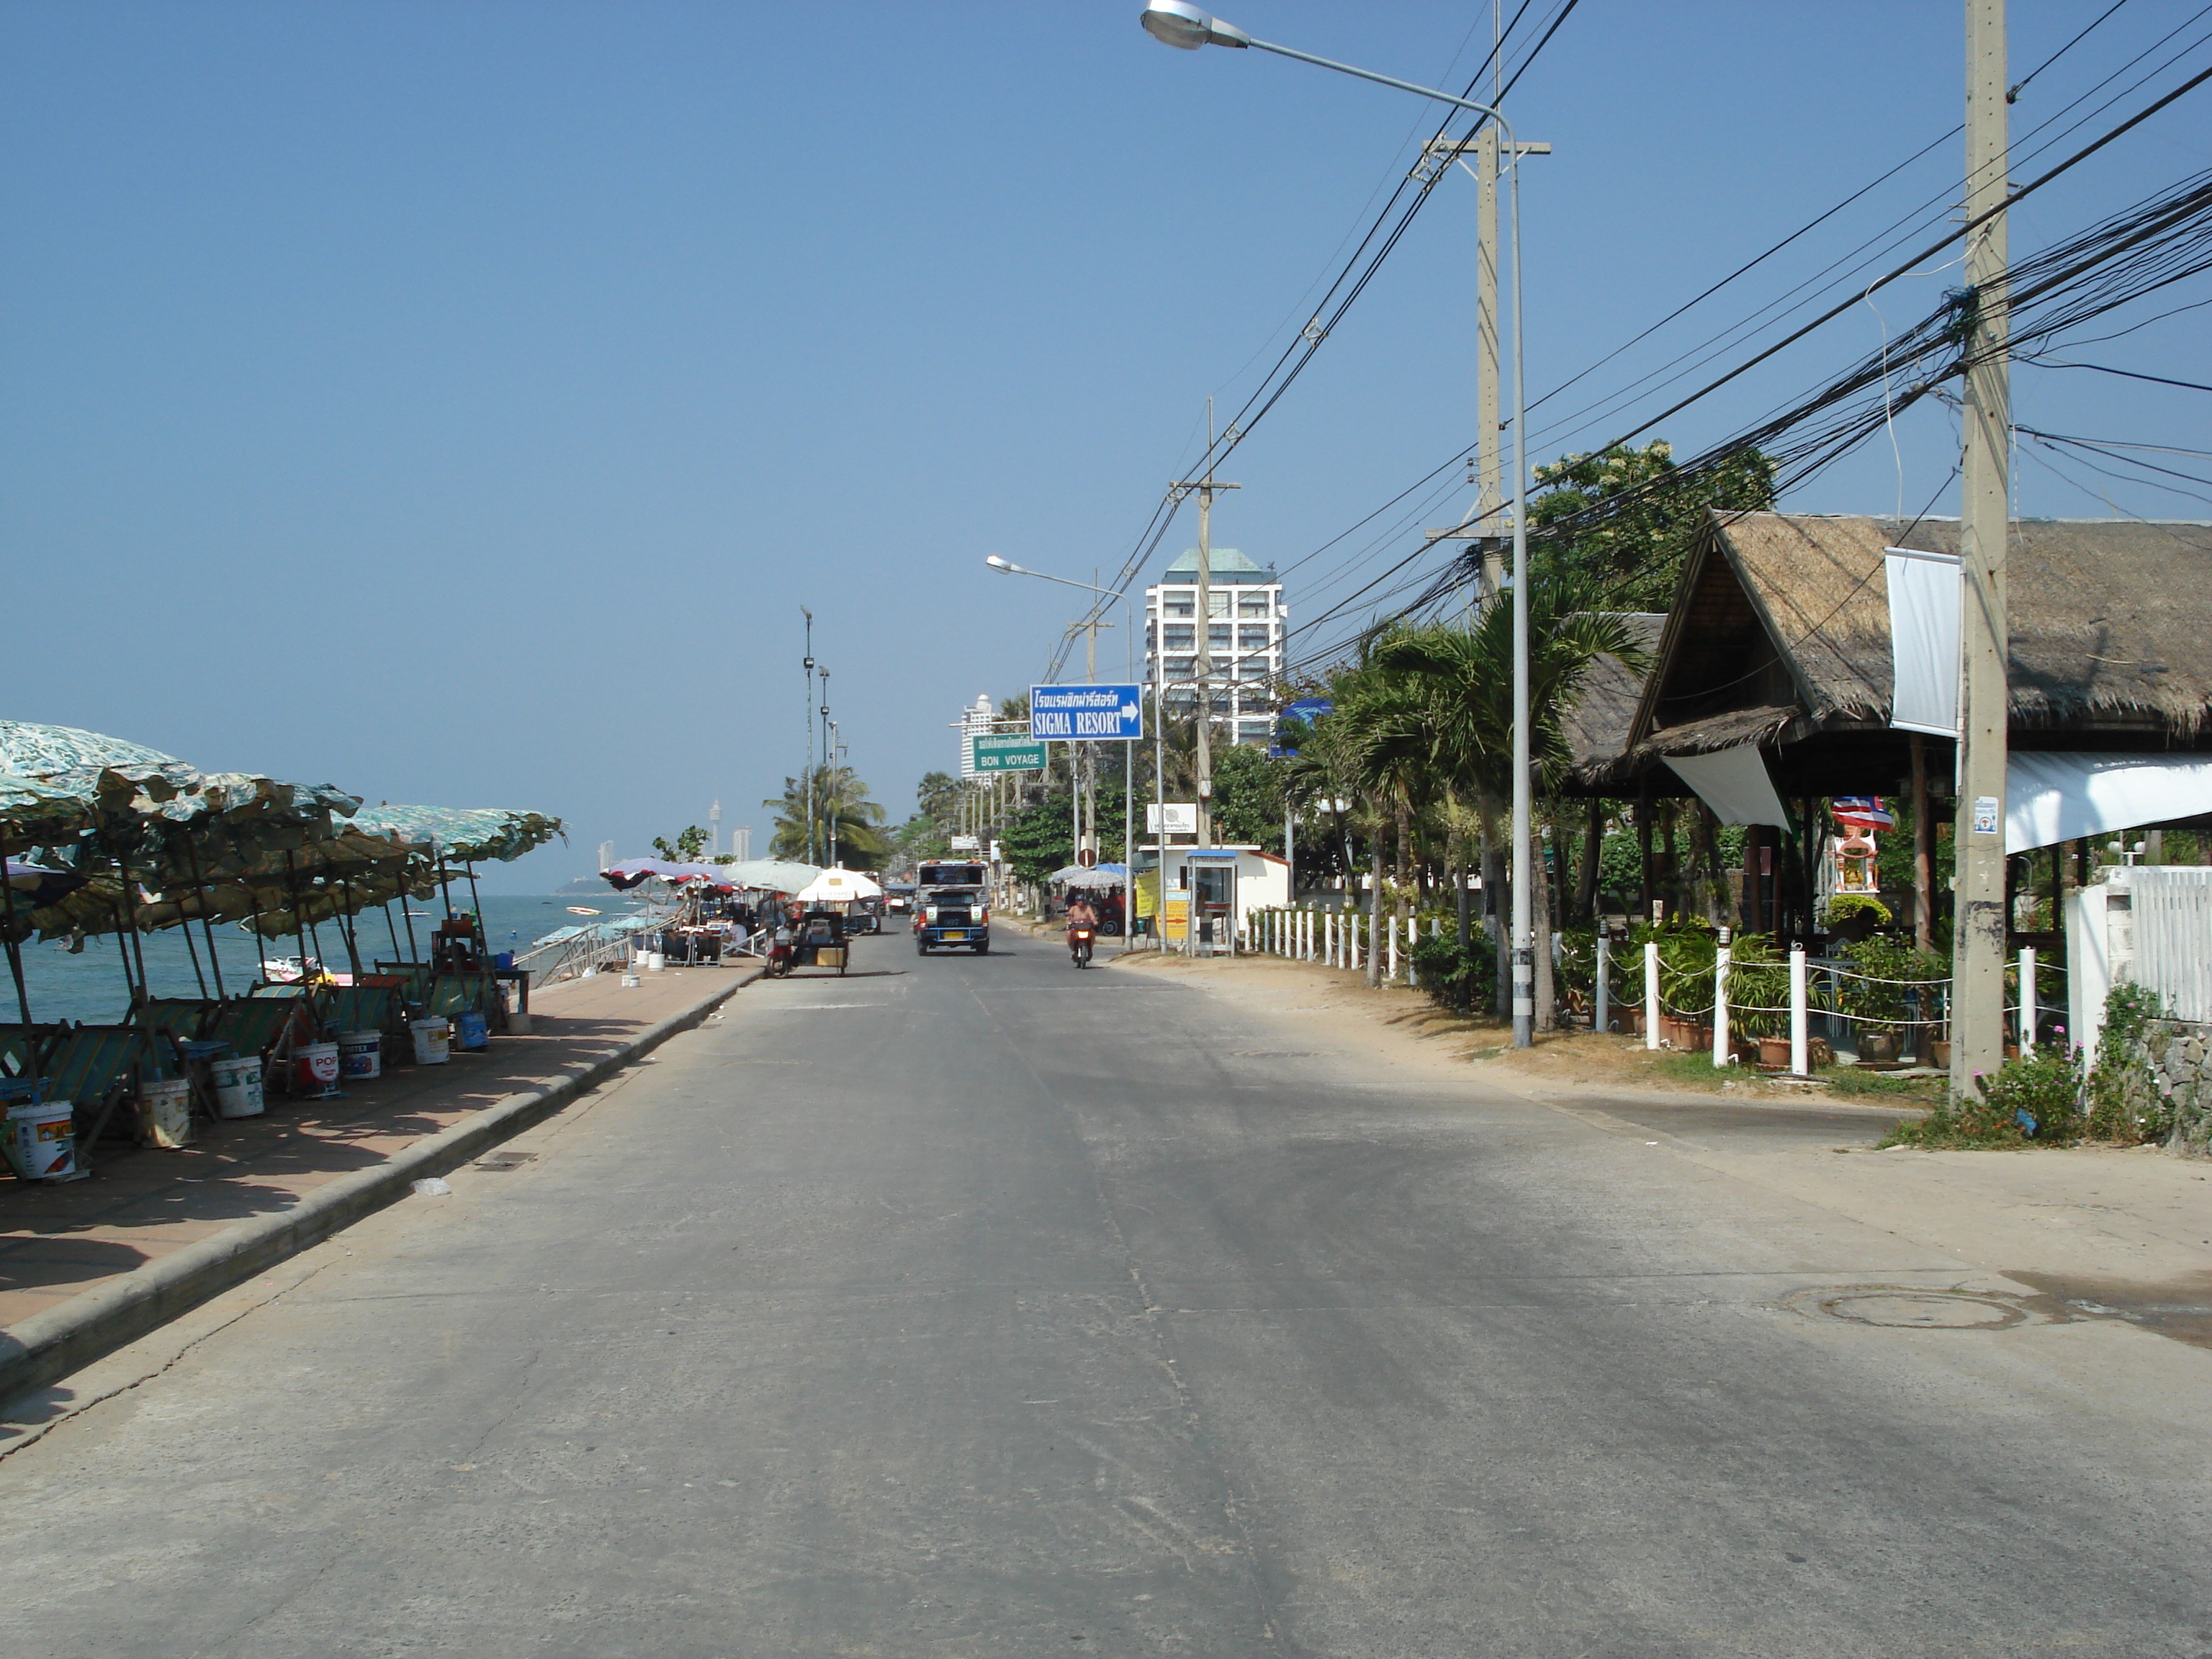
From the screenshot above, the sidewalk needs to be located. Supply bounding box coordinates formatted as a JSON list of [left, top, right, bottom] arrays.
[[0, 962, 753, 1401], [1118, 948, 2212, 1339]]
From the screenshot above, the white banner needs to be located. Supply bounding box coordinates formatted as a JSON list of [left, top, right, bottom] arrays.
[[1147, 803, 1197, 835], [1664, 745, 1790, 828], [2005, 752, 2212, 853], [1884, 546, 1961, 737]]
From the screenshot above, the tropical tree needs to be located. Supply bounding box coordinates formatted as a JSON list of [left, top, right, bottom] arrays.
[[1530, 440, 1774, 611], [764, 765, 891, 869], [651, 825, 710, 863]]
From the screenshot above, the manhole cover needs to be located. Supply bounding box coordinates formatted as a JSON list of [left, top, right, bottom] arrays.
[[1794, 1287, 2026, 1330]]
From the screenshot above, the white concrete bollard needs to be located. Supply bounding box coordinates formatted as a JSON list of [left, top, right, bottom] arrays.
[[1645, 941, 1662, 1051], [1789, 945, 1809, 1076], [1596, 937, 1610, 1034], [2019, 945, 2036, 1052], [1713, 945, 1732, 1069]]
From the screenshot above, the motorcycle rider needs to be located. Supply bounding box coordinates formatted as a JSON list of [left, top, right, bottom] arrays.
[[1065, 892, 1100, 963]]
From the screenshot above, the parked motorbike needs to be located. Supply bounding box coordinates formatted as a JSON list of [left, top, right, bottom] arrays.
[[766, 930, 795, 978], [1069, 925, 1094, 969]]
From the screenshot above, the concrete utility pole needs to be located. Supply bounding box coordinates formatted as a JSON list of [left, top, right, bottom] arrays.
[[1179, 400, 1238, 850], [1951, 0, 2011, 1092], [801, 608, 817, 868]]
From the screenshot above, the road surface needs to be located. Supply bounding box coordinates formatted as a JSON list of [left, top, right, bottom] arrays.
[[3, 932, 2208, 1657]]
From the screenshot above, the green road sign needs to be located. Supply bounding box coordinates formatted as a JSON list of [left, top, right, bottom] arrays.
[[971, 734, 1046, 773]]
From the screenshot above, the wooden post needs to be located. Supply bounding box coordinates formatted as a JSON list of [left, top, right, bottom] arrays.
[[1910, 734, 1935, 953]]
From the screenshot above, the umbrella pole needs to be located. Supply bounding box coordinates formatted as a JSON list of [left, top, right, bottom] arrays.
[[183, 840, 227, 999], [464, 860, 485, 929], [336, 876, 365, 979], [177, 898, 210, 997], [112, 846, 149, 1008], [1, 855, 35, 1031], [383, 900, 404, 964], [402, 884, 422, 963], [437, 855, 457, 922], [284, 849, 309, 985]]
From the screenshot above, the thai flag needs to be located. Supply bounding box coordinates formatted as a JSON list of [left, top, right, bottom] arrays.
[[1830, 796, 1896, 827]]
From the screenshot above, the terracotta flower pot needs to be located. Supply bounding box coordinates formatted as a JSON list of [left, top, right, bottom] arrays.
[[1858, 1030, 1902, 1065], [1757, 1035, 1793, 1069], [1930, 1038, 1951, 1069]]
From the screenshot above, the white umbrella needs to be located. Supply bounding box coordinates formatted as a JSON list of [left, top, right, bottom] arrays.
[[1048, 864, 1125, 889], [796, 867, 884, 903], [724, 858, 822, 892]]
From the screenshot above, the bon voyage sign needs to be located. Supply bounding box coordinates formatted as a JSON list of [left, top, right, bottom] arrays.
[[1029, 683, 1143, 741]]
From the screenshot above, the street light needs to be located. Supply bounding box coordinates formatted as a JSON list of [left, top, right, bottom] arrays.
[[1138, 3, 1540, 1048]]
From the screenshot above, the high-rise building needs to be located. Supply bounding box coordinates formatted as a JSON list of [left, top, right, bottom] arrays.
[[597, 840, 615, 872], [709, 799, 722, 859], [730, 824, 752, 862], [958, 693, 997, 778], [1142, 548, 1285, 747]]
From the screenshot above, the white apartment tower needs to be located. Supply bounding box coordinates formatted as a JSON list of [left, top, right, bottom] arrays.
[[1142, 549, 1285, 747]]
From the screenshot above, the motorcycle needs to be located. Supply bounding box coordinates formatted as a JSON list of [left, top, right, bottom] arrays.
[[1068, 925, 1094, 969], [765, 929, 795, 978]]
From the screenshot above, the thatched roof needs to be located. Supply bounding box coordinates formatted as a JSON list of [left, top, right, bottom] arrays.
[[1560, 614, 1665, 772], [1663, 513, 2212, 734]]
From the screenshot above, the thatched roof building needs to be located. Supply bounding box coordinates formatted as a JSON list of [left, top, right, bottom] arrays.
[[1581, 513, 2212, 796]]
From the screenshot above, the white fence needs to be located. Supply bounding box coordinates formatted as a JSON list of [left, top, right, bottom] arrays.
[[2132, 866, 2212, 1022]]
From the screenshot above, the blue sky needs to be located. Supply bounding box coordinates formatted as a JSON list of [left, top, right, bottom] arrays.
[[5, 2, 2206, 890]]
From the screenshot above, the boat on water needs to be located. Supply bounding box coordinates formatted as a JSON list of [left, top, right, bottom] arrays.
[[567, 905, 600, 915]]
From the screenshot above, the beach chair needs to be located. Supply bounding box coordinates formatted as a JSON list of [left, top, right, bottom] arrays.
[[138, 997, 219, 1044], [426, 973, 495, 1020], [41, 1024, 152, 1153], [206, 995, 311, 1083], [320, 984, 400, 1040], [0, 1024, 69, 1081]]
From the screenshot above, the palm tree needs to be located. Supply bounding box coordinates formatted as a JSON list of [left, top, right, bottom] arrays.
[[765, 765, 891, 869], [1345, 578, 1650, 1022]]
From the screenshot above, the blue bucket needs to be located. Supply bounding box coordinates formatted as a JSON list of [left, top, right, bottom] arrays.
[[456, 1010, 490, 1050], [493, 951, 515, 971]]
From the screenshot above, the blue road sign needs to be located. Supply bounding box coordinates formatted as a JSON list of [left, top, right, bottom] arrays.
[[1030, 683, 1144, 741]]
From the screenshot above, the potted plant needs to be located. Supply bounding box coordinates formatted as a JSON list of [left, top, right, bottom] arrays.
[[1723, 934, 1792, 1069], [1822, 892, 1892, 945], [1843, 934, 1945, 1068]]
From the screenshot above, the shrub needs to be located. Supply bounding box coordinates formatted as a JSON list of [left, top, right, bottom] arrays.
[[1632, 918, 1718, 1017], [1825, 892, 1892, 928], [1410, 927, 1496, 1015], [2086, 981, 2170, 1142], [1881, 1050, 2082, 1148], [1841, 934, 1946, 1037], [1722, 933, 1789, 1039]]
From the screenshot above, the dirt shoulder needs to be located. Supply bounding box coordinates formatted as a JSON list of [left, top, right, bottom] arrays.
[[1110, 948, 2212, 1313]]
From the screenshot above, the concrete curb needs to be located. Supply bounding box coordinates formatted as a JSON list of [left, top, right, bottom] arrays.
[[0, 966, 757, 1408]]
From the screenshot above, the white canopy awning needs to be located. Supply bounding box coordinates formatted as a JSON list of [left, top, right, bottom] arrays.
[[2005, 752, 2212, 853], [1664, 744, 1790, 829]]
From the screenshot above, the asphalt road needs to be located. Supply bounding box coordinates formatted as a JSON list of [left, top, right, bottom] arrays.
[[4, 933, 2210, 1658]]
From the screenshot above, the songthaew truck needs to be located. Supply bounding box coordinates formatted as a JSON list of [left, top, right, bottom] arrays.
[[914, 860, 989, 955]]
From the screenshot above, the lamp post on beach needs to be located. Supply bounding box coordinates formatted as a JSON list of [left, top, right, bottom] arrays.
[[1138, 0, 1541, 1046]]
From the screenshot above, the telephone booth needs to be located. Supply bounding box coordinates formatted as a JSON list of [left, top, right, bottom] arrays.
[[1183, 850, 1238, 956]]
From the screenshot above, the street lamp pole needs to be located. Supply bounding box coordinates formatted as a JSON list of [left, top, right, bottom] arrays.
[[1139, 0, 1539, 1045], [801, 608, 817, 869]]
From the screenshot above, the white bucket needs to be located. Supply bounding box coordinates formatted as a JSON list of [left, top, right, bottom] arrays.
[[209, 1056, 265, 1118], [338, 1030, 382, 1080], [6, 1099, 78, 1181], [137, 1079, 194, 1149], [646, 952, 667, 973], [295, 1040, 341, 1096], [505, 1011, 531, 1035], [620, 973, 640, 988], [410, 1017, 451, 1066]]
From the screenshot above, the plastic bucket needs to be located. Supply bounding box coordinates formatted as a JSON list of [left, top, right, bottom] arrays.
[[7, 1099, 78, 1181], [645, 951, 667, 973], [410, 1017, 451, 1066], [295, 1040, 341, 1096], [338, 1030, 382, 1080], [493, 951, 515, 971], [505, 1011, 531, 1035], [455, 1010, 489, 1050], [137, 1079, 194, 1149], [209, 1056, 265, 1118]]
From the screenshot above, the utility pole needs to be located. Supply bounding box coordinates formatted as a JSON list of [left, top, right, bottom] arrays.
[[1951, 0, 2011, 1091], [817, 668, 832, 868], [1177, 399, 1238, 852], [801, 608, 816, 868]]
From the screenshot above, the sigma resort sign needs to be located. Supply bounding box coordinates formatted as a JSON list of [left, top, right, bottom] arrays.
[[1029, 683, 1144, 741]]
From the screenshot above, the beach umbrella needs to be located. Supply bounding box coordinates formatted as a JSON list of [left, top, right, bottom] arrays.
[[1047, 864, 1126, 889], [722, 858, 822, 893], [796, 868, 884, 903]]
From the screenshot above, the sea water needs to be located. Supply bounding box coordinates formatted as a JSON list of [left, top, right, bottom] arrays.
[[4, 894, 633, 1027]]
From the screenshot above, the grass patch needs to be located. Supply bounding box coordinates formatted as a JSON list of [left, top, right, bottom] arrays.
[[1640, 1051, 1735, 1090], [1821, 1068, 1941, 1101]]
